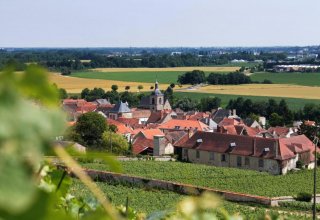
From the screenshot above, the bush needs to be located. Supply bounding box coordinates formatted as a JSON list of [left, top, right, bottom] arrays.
[[296, 192, 312, 202], [279, 201, 320, 211]]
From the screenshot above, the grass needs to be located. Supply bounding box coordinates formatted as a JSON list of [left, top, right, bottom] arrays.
[[82, 161, 320, 197], [70, 179, 311, 219], [251, 72, 320, 87], [173, 92, 320, 111]]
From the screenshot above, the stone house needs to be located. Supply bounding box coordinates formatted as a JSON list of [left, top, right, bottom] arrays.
[[174, 131, 316, 175]]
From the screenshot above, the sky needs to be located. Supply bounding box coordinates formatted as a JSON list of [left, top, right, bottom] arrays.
[[0, 0, 319, 47]]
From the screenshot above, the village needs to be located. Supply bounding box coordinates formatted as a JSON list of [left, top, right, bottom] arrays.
[[62, 80, 318, 175]]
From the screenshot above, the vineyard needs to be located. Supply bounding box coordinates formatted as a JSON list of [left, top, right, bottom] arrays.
[[70, 179, 311, 219], [82, 161, 320, 197]]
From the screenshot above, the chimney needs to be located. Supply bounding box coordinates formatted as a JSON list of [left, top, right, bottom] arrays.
[[233, 109, 236, 116], [153, 135, 166, 156]]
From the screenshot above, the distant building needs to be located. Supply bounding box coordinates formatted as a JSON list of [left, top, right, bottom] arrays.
[[139, 81, 172, 111]]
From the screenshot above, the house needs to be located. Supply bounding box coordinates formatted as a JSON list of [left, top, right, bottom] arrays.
[[62, 99, 97, 121], [107, 119, 133, 141], [132, 129, 186, 155], [132, 129, 165, 154], [139, 81, 172, 111], [174, 131, 317, 175], [108, 101, 132, 120]]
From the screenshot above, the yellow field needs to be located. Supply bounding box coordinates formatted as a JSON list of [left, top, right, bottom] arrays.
[[92, 66, 239, 72], [49, 73, 187, 93], [185, 84, 320, 100], [50, 72, 320, 100]]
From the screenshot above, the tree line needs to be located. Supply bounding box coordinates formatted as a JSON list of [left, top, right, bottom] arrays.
[[227, 97, 320, 126], [177, 70, 261, 85], [0, 49, 287, 72]]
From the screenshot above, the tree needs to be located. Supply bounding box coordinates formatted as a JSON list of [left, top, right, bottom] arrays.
[[150, 86, 154, 90], [75, 112, 107, 147], [177, 70, 206, 85], [125, 86, 130, 91], [199, 97, 221, 112], [137, 85, 143, 92], [164, 86, 174, 103], [269, 113, 284, 127], [102, 131, 129, 155], [59, 88, 68, 99], [170, 83, 175, 88], [173, 97, 199, 111], [81, 88, 90, 99], [61, 67, 71, 75], [111, 84, 118, 92]]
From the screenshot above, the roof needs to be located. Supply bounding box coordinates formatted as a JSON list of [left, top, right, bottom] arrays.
[[132, 136, 154, 154], [212, 109, 230, 123], [159, 119, 210, 132], [136, 129, 164, 140], [132, 109, 152, 118], [218, 118, 240, 127], [107, 119, 133, 135], [94, 99, 111, 105], [117, 117, 140, 128], [109, 101, 131, 113], [165, 131, 187, 144], [304, 120, 316, 126], [175, 131, 316, 161], [268, 126, 290, 137]]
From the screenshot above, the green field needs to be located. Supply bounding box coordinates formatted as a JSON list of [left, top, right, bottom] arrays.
[[70, 180, 310, 219], [173, 92, 320, 111], [82, 161, 320, 197], [251, 72, 320, 87], [71, 71, 220, 84]]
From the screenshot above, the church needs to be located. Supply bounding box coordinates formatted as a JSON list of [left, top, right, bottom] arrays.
[[139, 81, 172, 111]]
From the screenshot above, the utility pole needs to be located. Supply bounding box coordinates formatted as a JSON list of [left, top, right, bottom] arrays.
[[313, 126, 319, 220]]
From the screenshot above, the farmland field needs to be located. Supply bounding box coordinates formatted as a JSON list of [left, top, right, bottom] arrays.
[[50, 73, 320, 101], [251, 72, 320, 87], [82, 161, 320, 197], [186, 83, 320, 100], [70, 180, 311, 219], [173, 92, 320, 111]]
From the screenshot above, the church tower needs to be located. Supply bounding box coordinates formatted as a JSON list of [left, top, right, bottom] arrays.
[[149, 80, 164, 111]]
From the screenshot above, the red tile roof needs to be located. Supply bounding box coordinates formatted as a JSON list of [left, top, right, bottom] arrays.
[[175, 131, 316, 161], [159, 119, 210, 132], [117, 117, 140, 128], [132, 136, 154, 154], [268, 126, 290, 137], [218, 118, 241, 127], [136, 129, 164, 140], [304, 120, 316, 126], [106, 119, 133, 135]]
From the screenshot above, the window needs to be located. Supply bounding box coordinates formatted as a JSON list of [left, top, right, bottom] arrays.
[[159, 98, 162, 104], [259, 159, 264, 168], [237, 156, 242, 167], [183, 149, 188, 157], [151, 98, 155, 105], [245, 157, 250, 166], [196, 150, 200, 159], [221, 154, 226, 162], [209, 152, 214, 160]]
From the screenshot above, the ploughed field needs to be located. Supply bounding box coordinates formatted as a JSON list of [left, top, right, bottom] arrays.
[[70, 179, 311, 219], [82, 161, 320, 197]]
